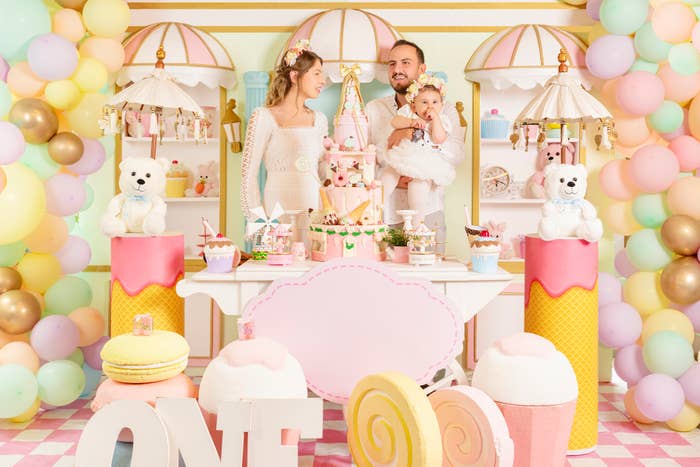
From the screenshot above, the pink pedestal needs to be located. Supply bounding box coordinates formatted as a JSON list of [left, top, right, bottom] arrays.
[[267, 253, 293, 266], [496, 399, 576, 467]]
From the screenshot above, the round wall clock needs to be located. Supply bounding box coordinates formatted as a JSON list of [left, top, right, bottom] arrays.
[[481, 166, 510, 196]]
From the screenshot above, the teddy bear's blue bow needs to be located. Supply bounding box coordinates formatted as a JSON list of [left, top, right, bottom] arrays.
[[552, 198, 581, 207], [127, 194, 148, 202]]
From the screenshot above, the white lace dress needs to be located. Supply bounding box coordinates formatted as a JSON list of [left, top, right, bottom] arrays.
[[241, 107, 328, 221]]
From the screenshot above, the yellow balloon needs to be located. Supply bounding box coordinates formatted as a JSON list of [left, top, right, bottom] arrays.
[[79, 37, 125, 73], [642, 308, 695, 344], [65, 92, 106, 138], [44, 80, 81, 110], [604, 201, 642, 236], [16, 253, 62, 294], [0, 164, 46, 245], [623, 271, 670, 318], [9, 398, 40, 423], [82, 0, 130, 38], [52, 8, 86, 42], [666, 402, 700, 432], [589, 22, 609, 44], [71, 57, 107, 93]]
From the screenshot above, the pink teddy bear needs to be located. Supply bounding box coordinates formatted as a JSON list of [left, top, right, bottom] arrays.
[[524, 143, 574, 199], [484, 220, 514, 260], [186, 160, 220, 197]]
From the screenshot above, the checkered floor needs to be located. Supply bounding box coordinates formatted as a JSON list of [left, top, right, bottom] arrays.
[[1, 383, 699, 466]]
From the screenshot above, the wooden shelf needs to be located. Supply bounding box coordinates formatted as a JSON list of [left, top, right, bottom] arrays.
[[481, 198, 545, 205], [122, 136, 220, 143], [165, 197, 220, 203]]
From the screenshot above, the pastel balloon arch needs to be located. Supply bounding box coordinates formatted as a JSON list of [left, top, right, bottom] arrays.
[[0, 0, 119, 422], [590, 0, 700, 432]]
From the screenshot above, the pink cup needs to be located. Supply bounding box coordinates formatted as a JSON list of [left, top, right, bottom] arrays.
[[291, 242, 307, 261], [495, 399, 576, 467]]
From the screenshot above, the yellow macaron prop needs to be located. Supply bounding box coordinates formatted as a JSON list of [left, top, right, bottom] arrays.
[[100, 314, 189, 384]]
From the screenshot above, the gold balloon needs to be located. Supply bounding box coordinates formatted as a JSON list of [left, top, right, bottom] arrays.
[[0, 267, 22, 294], [8, 98, 58, 144], [661, 256, 700, 305], [48, 132, 84, 165], [56, 0, 87, 10], [0, 290, 41, 335], [661, 215, 700, 256]]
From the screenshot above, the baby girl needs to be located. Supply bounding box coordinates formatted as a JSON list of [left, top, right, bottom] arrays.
[[380, 74, 456, 223]]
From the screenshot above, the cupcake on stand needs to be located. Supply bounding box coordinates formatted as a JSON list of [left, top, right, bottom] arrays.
[[465, 206, 501, 273], [202, 218, 240, 273]]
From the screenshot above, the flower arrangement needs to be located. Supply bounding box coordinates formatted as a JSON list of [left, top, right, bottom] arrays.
[[284, 39, 311, 67], [406, 73, 447, 104]]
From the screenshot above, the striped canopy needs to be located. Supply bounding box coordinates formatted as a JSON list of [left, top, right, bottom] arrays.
[[465, 24, 590, 90], [118, 22, 236, 89], [279, 9, 401, 83]]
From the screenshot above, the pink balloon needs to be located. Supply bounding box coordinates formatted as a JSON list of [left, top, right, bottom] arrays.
[[616, 72, 665, 116], [30, 315, 79, 361], [614, 249, 639, 278], [634, 373, 685, 421], [66, 138, 105, 175], [682, 301, 700, 332], [587, 0, 602, 21], [658, 65, 700, 104], [0, 55, 8, 82], [615, 345, 650, 385], [598, 159, 638, 201], [678, 363, 700, 406], [81, 335, 108, 370], [660, 108, 690, 141], [668, 135, 700, 172], [629, 145, 680, 193], [599, 272, 623, 307], [27, 33, 78, 81], [44, 174, 86, 216], [599, 302, 643, 349], [586, 35, 636, 80], [54, 235, 91, 274], [0, 121, 26, 164]]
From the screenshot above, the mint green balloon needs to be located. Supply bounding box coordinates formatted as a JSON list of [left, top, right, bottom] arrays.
[[632, 194, 670, 228], [648, 101, 683, 134], [635, 22, 672, 63], [600, 0, 648, 35], [44, 276, 92, 315], [0, 0, 50, 60], [67, 349, 85, 367], [669, 43, 700, 76], [0, 364, 38, 418], [0, 82, 11, 118], [20, 144, 59, 179], [64, 215, 77, 232], [629, 59, 660, 74], [642, 330, 695, 378], [0, 241, 26, 266], [81, 184, 94, 212], [626, 229, 673, 271], [37, 360, 85, 406]]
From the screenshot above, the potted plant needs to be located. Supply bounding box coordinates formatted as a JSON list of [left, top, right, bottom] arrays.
[[384, 229, 410, 263]]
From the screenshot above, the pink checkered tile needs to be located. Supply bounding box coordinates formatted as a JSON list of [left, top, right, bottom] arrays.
[[626, 444, 674, 458], [14, 455, 61, 466], [646, 433, 691, 446], [0, 442, 39, 455], [677, 459, 700, 466]]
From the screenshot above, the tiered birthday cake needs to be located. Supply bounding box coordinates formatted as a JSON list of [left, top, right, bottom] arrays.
[[310, 69, 387, 261]]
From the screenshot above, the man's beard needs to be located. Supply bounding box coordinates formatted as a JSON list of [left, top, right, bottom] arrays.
[[392, 82, 409, 95]]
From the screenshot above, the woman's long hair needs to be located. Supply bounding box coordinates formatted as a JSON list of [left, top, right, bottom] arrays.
[[265, 49, 323, 107]]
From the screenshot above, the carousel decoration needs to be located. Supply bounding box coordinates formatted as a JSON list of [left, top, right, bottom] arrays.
[[408, 223, 437, 266], [266, 224, 294, 266]]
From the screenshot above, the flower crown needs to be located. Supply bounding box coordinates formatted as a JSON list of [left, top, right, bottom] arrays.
[[284, 39, 311, 67], [406, 74, 447, 104]]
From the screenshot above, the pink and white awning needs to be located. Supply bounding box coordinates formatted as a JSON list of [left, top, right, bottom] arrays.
[[280, 9, 401, 84], [465, 24, 591, 90], [118, 22, 236, 89]]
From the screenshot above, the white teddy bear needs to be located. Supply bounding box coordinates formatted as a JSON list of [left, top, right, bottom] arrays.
[[538, 163, 603, 243], [101, 157, 169, 237]]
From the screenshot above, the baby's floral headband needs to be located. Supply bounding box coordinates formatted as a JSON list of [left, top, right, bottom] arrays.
[[284, 39, 311, 67], [406, 73, 447, 104]]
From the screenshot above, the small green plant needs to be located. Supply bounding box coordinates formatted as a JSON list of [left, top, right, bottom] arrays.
[[383, 228, 409, 247]]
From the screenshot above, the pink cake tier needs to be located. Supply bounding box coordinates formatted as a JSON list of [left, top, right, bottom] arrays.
[[324, 148, 377, 187], [309, 224, 387, 262], [322, 185, 383, 225], [333, 113, 369, 150]]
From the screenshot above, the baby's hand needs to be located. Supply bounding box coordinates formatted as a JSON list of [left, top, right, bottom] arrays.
[[425, 109, 440, 122], [411, 119, 426, 129]]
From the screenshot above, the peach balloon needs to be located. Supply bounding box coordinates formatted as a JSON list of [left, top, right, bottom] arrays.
[[669, 136, 700, 172], [79, 37, 124, 73], [23, 214, 68, 254], [657, 65, 700, 105], [615, 71, 665, 116], [686, 94, 700, 140], [624, 387, 654, 424], [667, 176, 700, 220], [598, 159, 639, 201], [7, 62, 46, 98], [52, 8, 85, 42], [68, 306, 105, 346], [604, 201, 642, 236], [652, 2, 696, 44], [0, 341, 40, 373], [629, 145, 680, 193], [0, 328, 30, 348], [614, 116, 651, 148]]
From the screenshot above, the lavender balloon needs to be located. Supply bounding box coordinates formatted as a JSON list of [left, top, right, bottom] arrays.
[[81, 335, 108, 370], [587, 0, 603, 21], [0, 121, 26, 165], [586, 35, 636, 79], [45, 173, 86, 216], [55, 235, 91, 274], [27, 33, 78, 81], [67, 138, 105, 175], [0, 55, 8, 82], [599, 302, 643, 348], [30, 315, 80, 361], [634, 373, 685, 422], [683, 301, 700, 332], [614, 250, 638, 278], [679, 363, 700, 406], [614, 344, 650, 385], [599, 272, 622, 307]]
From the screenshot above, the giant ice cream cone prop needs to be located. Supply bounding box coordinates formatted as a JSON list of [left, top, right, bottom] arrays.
[[347, 200, 370, 224], [524, 235, 598, 453], [110, 234, 185, 336]]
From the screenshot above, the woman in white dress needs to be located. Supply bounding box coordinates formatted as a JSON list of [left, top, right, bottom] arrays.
[[241, 41, 328, 238]]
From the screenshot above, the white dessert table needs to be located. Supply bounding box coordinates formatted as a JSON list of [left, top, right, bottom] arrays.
[[176, 259, 512, 324]]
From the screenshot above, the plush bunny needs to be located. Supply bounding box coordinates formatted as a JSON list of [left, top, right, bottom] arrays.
[[186, 161, 220, 197], [484, 220, 514, 259]]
